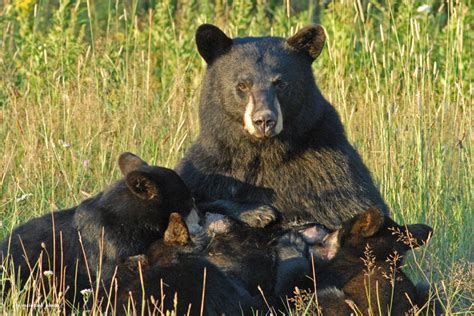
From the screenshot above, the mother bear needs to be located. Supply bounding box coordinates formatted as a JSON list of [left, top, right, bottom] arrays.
[[177, 24, 387, 230]]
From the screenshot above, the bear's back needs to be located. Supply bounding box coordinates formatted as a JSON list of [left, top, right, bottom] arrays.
[[1, 207, 78, 270]]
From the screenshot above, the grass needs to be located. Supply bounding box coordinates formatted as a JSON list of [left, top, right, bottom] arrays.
[[0, 0, 472, 314]]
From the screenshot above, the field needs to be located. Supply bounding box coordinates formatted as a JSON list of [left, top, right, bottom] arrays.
[[0, 0, 472, 314]]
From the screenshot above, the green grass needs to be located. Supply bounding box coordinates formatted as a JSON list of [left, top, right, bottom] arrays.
[[0, 0, 472, 314]]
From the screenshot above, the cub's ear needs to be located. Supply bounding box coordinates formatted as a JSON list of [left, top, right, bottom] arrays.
[[196, 24, 233, 64], [404, 224, 433, 248], [321, 230, 340, 260], [126, 171, 160, 201], [287, 25, 326, 61], [118, 152, 148, 176], [164, 212, 191, 246], [351, 207, 384, 237]]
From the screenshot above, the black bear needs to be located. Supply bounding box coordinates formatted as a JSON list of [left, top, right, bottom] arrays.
[[117, 207, 436, 315], [1, 152, 198, 308], [115, 211, 332, 315], [115, 212, 261, 316], [304, 207, 434, 315], [177, 24, 388, 231]]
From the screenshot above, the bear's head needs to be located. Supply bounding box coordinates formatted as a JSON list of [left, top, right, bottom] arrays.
[[317, 207, 432, 264], [100, 152, 201, 234], [196, 24, 326, 141]]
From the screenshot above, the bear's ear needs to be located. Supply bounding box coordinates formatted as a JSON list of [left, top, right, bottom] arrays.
[[196, 24, 233, 64], [164, 212, 191, 246], [118, 152, 148, 176], [351, 207, 384, 237], [404, 224, 433, 248], [322, 230, 340, 260], [125, 171, 161, 201], [287, 25, 326, 61]]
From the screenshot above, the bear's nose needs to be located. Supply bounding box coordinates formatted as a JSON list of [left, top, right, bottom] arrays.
[[253, 111, 276, 135]]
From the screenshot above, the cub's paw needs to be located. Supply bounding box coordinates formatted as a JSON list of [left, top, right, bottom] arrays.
[[239, 205, 278, 228], [205, 213, 232, 235], [277, 231, 309, 261]]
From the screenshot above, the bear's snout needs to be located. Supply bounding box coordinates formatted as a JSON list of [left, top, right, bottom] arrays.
[[253, 110, 277, 136], [243, 94, 283, 139]]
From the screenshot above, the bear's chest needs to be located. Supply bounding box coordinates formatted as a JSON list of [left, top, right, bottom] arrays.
[[225, 152, 323, 195]]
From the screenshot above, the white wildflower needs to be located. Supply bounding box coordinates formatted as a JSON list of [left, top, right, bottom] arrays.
[[59, 139, 71, 148], [416, 4, 432, 13], [16, 193, 33, 203], [80, 288, 93, 297], [43, 270, 54, 277]]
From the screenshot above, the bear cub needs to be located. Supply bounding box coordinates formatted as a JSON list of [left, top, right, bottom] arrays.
[[115, 211, 333, 315], [115, 212, 261, 316], [306, 207, 434, 315], [1, 152, 198, 307]]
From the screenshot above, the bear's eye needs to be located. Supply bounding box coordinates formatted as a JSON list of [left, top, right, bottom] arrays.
[[236, 82, 250, 92], [273, 79, 287, 90]]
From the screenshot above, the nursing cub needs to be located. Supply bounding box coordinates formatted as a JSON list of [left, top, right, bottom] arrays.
[[117, 207, 434, 315], [1, 153, 198, 307]]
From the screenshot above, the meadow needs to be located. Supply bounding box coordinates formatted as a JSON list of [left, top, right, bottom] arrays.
[[0, 0, 472, 314]]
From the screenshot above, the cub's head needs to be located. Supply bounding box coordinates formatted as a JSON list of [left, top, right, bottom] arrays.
[[316, 208, 432, 264], [101, 152, 201, 234], [196, 24, 326, 140]]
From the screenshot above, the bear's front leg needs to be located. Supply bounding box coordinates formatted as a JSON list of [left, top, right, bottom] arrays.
[[198, 200, 279, 228]]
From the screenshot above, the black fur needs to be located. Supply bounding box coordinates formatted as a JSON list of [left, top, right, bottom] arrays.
[[0, 153, 194, 307], [115, 211, 333, 315], [178, 24, 388, 230], [116, 236, 260, 316], [115, 224, 274, 315]]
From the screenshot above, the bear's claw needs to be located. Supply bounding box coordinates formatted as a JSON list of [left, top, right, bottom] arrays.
[[239, 205, 278, 228]]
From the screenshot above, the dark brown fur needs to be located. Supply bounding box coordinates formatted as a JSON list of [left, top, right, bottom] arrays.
[[314, 208, 433, 315]]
